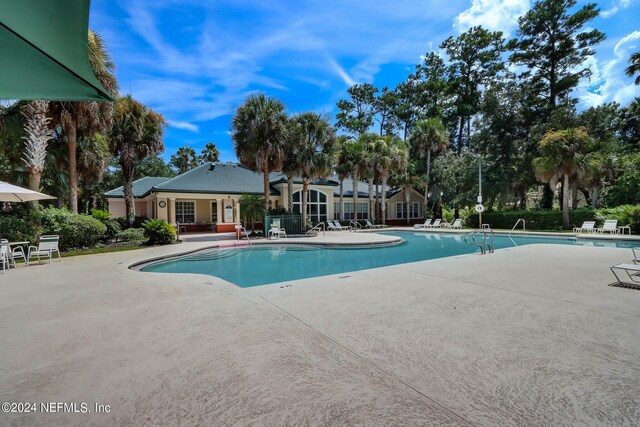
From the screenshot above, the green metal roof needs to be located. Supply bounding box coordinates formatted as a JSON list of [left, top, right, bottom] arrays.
[[153, 163, 281, 195], [0, 0, 114, 101], [104, 177, 169, 198]]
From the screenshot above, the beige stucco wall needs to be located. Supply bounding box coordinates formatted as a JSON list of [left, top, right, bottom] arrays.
[[106, 199, 149, 218], [386, 189, 424, 219]]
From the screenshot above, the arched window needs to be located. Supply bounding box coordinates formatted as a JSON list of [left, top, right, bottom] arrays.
[[292, 189, 328, 222]]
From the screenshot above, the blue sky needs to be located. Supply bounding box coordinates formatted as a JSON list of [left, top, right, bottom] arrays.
[[90, 0, 640, 162]]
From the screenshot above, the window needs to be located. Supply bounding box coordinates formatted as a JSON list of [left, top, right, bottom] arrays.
[[175, 201, 195, 223], [343, 202, 354, 220], [292, 189, 328, 222], [334, 202, 341, 219], [357, 202, 368, 220], [211, 201, 218, 223], [410, 202, 420, 219], [396, 202, 406, 219]]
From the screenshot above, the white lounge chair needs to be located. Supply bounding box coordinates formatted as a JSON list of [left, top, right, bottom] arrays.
[[0, 240, 10, 273], [27, 235, 61, 264], [573, 221, 596, 233], [633, 248, 639, 265], [327, 221, 339, 231], [445, 218, 463, 229], [426, 219, 442, 228], [268, 220, 286, 239], [598, 219, 618, 234], [365, 219, 385, 229], [610, 263, 640, 287], [332, 220, 351, 231], [414, 219, 432, 229]]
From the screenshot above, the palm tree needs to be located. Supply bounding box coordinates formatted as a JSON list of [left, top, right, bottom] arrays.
[[21, 100, 53, 192], [232, 93, 287, 211], [374, 135, 407, 224], [282, 118, 302, 213], [291, 113, 336, 225], [341, 139, 366, 222], [334, 136, 352, 220], [626, 52, 640, 85], [199, 142, 220, 163], [109, 95, 166, 223], [78, 133, 111, 211], [49, 30, 118, 213], [358, 133, 379, 222], [239, 194, 265, 231], [533, 127, 590, 229], [390, 160, 418, 224], [170, 146, 199, 173], [409, 118, 448, 206]]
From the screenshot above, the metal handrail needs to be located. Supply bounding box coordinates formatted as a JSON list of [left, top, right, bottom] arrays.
[[464, 228, 494, 254], [306, 222, 326, 237], [509, 218, 526, 237], [350, 221, 362, 232], [236, 225, 253, 247]]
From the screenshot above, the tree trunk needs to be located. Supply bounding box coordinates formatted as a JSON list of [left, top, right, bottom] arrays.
[[375, 182, 380, 221], [571, 183, 578, 210], [457, 116, 464, 153], [381, 173, 388, 224], [28, 167, 42, 192], [423, 150, 431, 206], [368, 178, 375, 222], [351, 168, 358, 222], [123, 162, 136, 223], [591, 186, 599, 208], [287, 176, 294, 212], [404, 185, 411, 224], [541, 185, 554, 209], [302, 177, 309, 228], [562, 173, 570, 229], [262, 162, 270, 212], [66, 118, 78, 213], [339, 178, 344, 220]]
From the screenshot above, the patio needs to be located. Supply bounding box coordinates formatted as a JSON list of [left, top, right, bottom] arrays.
[[1, 236, 639, 425]]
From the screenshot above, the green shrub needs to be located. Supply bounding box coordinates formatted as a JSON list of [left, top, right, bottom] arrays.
[[40, 207, 107, 249], [466, 207, 596, 230], [595, 205, 640, 234], [0, 205, 39, 242], [115, 227, 145, 242], [91, 208, 121, 240], [142, 219, 176, 245], [115, 215, 149, 229]]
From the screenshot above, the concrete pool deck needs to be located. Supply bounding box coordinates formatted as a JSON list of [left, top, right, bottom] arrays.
[[1, 231, 639, 425]]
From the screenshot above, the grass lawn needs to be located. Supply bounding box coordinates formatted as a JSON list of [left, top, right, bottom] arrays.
[[61, 243, 147, 258]]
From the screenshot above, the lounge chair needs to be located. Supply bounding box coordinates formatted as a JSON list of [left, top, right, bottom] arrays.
[[445, 218, 463, 229], [633, 248, 639, 265], [610, 263, 640, 287], [573, 221, 596, 233], [598, 219, 618, 234], [426, 219, 442, 228], [268, 220, 286, 239], [414, 219, 432, 229], [327, 221, 339, 231], [0, 240, 10, 273], [332, 220, 352, 231], [365, 219, 385, 229], [27, 235, 61, 264]]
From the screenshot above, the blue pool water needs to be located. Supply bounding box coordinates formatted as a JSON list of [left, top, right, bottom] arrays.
[[140, 232, 640, 287]]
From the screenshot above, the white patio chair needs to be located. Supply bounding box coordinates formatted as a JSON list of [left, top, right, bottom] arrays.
[[27, 235, 61, 264], [327, 221, 339, 231], [598, 220, 618, 234], [426, 218, 442, 228], [573, 221, 596, 233], [332, 220, 351, 231], [414, 219, 432, 229], [268, 220, 286, 239], [445, 218, 463, 229], [0, 240, 10, 273], [365, 219, 385, 229], [610, 263, 640, 287]]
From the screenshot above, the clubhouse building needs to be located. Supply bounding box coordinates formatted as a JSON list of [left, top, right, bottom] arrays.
[[104, 162, 425, 231]]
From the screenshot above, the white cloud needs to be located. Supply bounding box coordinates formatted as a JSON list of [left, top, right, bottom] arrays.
[[454, 0, 530, 35], [601, 0, 634, 18], [167, 120, 200, 133], [327, 57, 356, 86], [578, 31, 640, 108]]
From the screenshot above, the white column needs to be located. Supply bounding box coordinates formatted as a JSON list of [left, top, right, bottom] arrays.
[[216, 199, 222, 223], [234, 199, 241, 223], [168, 198, 176, 224]]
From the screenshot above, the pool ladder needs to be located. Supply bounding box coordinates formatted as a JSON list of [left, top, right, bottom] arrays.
[[509, 218, 526, 237], [235, 225, 253, 247], [464, 228, 494, 255], [350, 221, 362, 232], [306, 222, 325, 237]]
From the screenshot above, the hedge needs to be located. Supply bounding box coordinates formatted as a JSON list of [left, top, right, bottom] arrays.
[[40, 207, 107, 249], [466, 206, 640, 232]]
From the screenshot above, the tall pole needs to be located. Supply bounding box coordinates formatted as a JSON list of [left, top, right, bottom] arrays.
[[478, 157, 482, 228]]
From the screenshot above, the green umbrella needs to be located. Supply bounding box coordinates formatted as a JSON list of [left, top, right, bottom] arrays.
[[0, 0, 113, 101]]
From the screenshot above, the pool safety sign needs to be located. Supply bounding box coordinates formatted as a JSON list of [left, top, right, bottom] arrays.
[[475, 204, 484, 213]]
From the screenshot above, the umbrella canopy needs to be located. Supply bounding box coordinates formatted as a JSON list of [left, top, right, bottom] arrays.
[[0, 0, 113, 101], [0, 181, 56, 202]]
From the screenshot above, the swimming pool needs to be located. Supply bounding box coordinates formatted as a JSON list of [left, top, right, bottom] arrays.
[[139, 232, 640, 287]]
